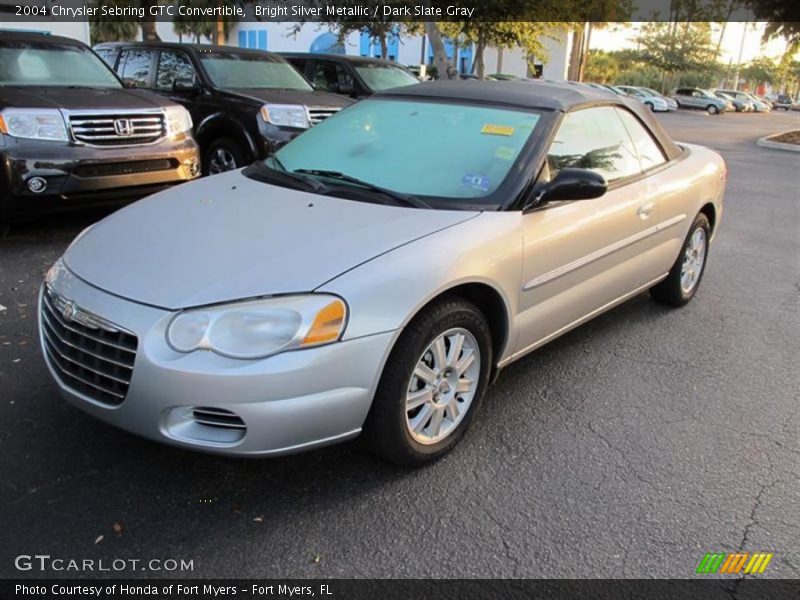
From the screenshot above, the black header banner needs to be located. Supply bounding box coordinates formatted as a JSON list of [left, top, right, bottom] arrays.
[[0, 0, 775, 23], [3, 579, 800, 600]]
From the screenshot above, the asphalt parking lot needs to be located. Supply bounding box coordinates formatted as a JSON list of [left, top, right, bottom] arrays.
[[1, 108, 798, 579]]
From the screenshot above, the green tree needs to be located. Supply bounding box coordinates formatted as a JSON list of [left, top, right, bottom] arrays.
[[89, 0, 138, 43], [172, 0, 236, 43], [438, 21, 566, 79], [740, 56, 778, 86], [637, 22, 718, 92], [584, 50, 620, 83]]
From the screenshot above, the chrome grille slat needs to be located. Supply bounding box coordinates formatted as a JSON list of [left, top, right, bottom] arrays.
[[44, 345, 125, 400], [43, 292, 136, 353], [308, 107, 341, 125], [41, 314, 134, 370], [41, 287, 137, 406], [42, 329, 131, 386], [68, 112, 165, 146]]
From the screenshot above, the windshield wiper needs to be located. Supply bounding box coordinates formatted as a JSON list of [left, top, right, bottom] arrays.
[[294, 169, 430, 209], [244, 160, 328, 193]]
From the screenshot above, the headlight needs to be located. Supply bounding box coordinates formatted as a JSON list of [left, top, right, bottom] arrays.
[[164, 105, 193, 137], [166, 295, 347, 359], [0, 108, 68, 141], [260, 104, 309, 129]]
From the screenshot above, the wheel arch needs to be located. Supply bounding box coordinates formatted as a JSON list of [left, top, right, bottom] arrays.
[[403, 281, 512, 376], [195, 114, 257, 162], [699, 202, 717, 235]]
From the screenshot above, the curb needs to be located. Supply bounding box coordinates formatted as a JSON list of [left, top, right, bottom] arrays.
[[756, 132, 800, 152]]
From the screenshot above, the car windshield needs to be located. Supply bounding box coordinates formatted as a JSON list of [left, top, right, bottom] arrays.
[[641, 88, 663, 97], [0, 41, 121, 88], [198, 50, 312, 91], [260, 98, 543, 207], [354, 63, 419, 91]]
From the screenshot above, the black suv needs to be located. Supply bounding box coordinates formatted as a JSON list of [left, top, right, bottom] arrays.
[[0, 32, 200, 230], [280, 53, 420, 99], [95, 43, 353, 174]]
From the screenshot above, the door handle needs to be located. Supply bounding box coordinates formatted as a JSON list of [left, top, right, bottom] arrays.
[[637, 202, 655, 220]]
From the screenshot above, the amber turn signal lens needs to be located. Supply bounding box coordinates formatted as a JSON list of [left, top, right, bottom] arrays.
[[302, 300, 346, 345], [0, 115, 7, 135]]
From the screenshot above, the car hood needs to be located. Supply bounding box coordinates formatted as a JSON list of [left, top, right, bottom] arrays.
[[219, 88, 352, 108], [0, 86, 176, 110], [64, 171, 479, 309]]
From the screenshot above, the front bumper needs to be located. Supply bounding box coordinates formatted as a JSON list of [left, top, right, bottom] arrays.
[[0, 135, 200, 219], [39, 266, 395, 456]]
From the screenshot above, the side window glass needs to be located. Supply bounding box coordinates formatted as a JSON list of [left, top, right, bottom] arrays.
[[156, 51, 196, 89], [313, 61, 352, 92], [615, 108, 667, 172], [120, 49, 154, 88], [546, 106, 642, 183], [94, 48, 118, 69]]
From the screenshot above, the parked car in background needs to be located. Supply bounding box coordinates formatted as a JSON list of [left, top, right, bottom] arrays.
[[714, 91, 752, 112], [715, 89, 758, 112], [742, 92, 770, 113], [671, 88, 731, 114], [636, 87, 679, 111], [771, 94, 794, 110], [95, 43, 352, 174], [280, 53, 420, 99], [616, 85, 670, 112], [41, 81, 726, 465], [0, 32, 199, 234]]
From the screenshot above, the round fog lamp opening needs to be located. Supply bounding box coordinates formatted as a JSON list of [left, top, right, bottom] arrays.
[[27, 177, 47, 194]]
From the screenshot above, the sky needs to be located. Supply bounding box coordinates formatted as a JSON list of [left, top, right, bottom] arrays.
[[590, 22, 794, 64]]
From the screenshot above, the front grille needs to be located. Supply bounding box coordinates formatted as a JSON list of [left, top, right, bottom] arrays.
[[69, 112, 165, 146], [307, 107, 341, 126], [41, 287, 137, 406], [73, 159, 177, 178], [192, 407, 246, 431]]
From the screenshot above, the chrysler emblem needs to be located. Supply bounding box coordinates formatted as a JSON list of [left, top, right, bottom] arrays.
[[62, 301, 76, 322], [113, 118, 134, 136]]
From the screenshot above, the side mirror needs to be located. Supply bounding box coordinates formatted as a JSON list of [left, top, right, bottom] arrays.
[[173, 78, 200, 94], [336, 82, 356, 96], [531, 168, 607, 207]]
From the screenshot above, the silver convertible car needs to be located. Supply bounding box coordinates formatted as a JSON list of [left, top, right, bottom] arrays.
[[40, 81, 725, 465]]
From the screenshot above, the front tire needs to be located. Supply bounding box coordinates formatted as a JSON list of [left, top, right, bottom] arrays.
[[650, 213, 711, 307], [645, 102, 654, 112], [363, 297, 492, 466], [204, 138, 245, 175], [707, 105, 720, 115]]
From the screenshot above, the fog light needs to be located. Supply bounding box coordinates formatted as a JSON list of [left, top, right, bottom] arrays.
[[189, 161, 200, 177], [27, 177, 47, 193]]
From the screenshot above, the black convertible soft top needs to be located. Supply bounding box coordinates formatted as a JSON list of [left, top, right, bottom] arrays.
[[377, 80, 683, 162]]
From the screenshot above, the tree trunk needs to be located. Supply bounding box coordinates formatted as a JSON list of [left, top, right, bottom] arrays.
[[139, 1, 160, 41], [380, 33, 388, 60], [140, 20, 160, 42], [568, 25, 584, 81], [424, 22, 451, 80], [216, 18, 225, 45], [473, 31, 486, 78], [578, 23, 593, 81]]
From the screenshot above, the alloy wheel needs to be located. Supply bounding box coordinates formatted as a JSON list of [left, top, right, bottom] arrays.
[[208, 148, 238, 174], [681, 227, 707, 294], [405, 328, 481, 445]]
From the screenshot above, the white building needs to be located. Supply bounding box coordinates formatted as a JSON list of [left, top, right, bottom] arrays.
[[154, 22, 571, 80]]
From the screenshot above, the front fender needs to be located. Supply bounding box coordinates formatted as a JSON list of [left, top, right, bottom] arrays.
[[317, 212, 524, 365]]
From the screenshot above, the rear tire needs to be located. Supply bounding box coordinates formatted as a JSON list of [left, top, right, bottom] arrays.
[[650, 213, 711, 307], [363, 297, 492, 466], [203, 138, 245, 175]]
